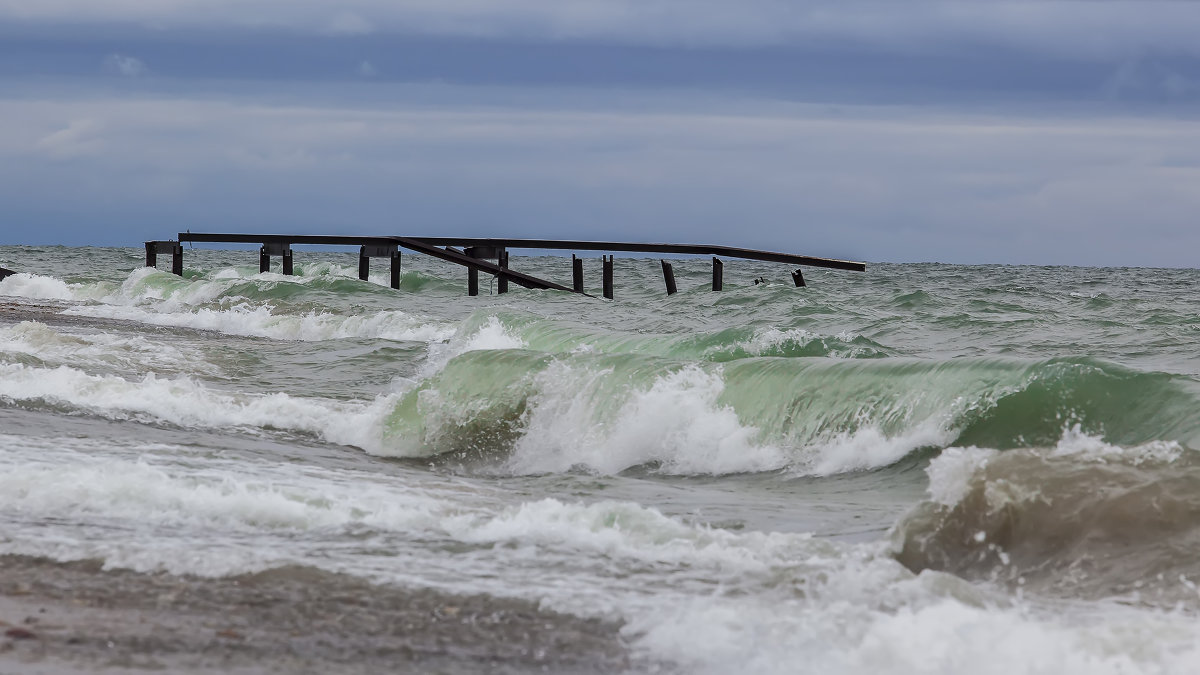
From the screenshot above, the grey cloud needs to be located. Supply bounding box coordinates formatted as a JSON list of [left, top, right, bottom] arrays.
[[103, 53, 147, 77], [1, 90, 1198, 265], [3, 2, 1199, 60]]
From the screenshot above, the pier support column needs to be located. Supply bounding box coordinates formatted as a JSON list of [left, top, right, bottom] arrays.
[[259, 246, 271, 274], [602, 255, 614, 300], [468, 267, 479, 296], [390, 251, 402, 289], [171, 244, 183, 276], [497, 249, 509, 294], [792, 268, 806, 287], [358, 247, 370, 281], [661, 260, 677, 295], [572, 255, 584, 293], [282, 247, 294, 275], [464, 246, 493, 296], [145, 242, 157, 268], [712, 257, 723, 291]]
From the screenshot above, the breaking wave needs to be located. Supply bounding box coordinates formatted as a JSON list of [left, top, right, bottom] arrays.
[[892, 429, 1200, 607]]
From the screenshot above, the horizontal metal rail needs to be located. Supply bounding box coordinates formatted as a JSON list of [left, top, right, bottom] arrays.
[[176, 233, 866, 272], [392, 237, 583, 295]]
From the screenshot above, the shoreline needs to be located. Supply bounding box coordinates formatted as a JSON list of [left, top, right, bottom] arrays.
[[0, 555, 629, 674]]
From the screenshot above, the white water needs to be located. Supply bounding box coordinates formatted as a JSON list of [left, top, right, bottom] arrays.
[[6, 251, 1200, 673], [5, 427, 1200, 675]]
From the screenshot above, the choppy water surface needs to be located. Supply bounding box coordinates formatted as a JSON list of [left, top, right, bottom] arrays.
[[3, 245, 1200, 673]]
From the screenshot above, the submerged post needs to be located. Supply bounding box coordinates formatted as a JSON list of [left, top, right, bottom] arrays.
[[712, 257, 723, 291], [572, 255, 584, 293], [468, 268, 479, 296], [358, 247, 370, 281], [259, 246, 270, 274], [792, 268, 806, 287], [661, 260, 677, 295], [282, 246, 294, 276], [145, 242, 156, 268], [498, 250, 509, 294], [171, 244, 183, 276], [602, 255, 614, 300], [390, 251, 402, 289]]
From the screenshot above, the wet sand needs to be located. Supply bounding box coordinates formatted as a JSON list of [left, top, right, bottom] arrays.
[[0, 556, 628, 674]]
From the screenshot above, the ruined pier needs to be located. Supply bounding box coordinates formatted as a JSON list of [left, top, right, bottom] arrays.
[[145, 233, 866, 298]]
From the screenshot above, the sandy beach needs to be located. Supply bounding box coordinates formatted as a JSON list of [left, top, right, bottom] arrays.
[[0, 555, 627, 674]]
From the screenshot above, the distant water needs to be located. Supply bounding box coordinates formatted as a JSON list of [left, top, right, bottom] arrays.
[[4, 245, 1200, 673]]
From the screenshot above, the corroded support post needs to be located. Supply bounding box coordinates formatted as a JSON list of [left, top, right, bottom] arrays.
[[171, 244, 183, 276], [497, 249, 509, 294], [259, 246, 271, 274], [712, 257, 723, 291], [572, 255, 584, 293], [145, 242, 156, 268], [358, 247, 370, 281], [792, 268, 806, 287], [661, 260, 677, 295], [602, 255, 614, 300], [390, 251, 402, 289]]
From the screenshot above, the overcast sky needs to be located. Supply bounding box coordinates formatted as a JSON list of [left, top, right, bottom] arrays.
[[2, 1, 1198, 266]]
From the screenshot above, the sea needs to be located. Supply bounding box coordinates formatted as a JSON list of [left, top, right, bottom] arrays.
[[3, 244, 1200, 673]]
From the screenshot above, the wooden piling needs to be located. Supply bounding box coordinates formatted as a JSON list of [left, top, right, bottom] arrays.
[[259, 246, 271, 274], [171, 244, 183, 276], [358, 247, 370, 281], [468, 268, 479, 296], [572, 255, 584, 293], [602, 255, 614, 300], [792, 268, 806, 287], [712, 257, 723, 291], [282, 247, 294, 275], [390, 251, 402, 290], [497, 250, 509, 294], [661, 260, 677, 295], [145, 242, 157, 268]]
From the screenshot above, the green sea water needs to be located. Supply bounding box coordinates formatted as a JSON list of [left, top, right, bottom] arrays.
[[3, 245, 1200, 673]]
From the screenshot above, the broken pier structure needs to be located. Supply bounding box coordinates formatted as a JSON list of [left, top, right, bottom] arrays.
[[145, 233, 865, 298]]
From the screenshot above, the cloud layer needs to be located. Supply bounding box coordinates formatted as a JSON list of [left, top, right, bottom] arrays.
[[3, 89, 1198, 265], [0, 2, 1197, 265], [2, 1, 1199, 58]]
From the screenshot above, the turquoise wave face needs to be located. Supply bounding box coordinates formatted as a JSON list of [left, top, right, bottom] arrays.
[[378, 347, 1200, 475], [6, 248, 1200, 479]]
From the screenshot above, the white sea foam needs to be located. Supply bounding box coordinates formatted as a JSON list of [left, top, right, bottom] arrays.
[[0, 436, 448, 534], [807, 419, 955, 476], [632, 587, 1200, 675], [508, 363, 789, 475], [0, 363, 399, 452], [0, 271, 84, 301], [6, 428, 1200, 675], [740, 327, 876, 358], [506, 361, 954, 477], [1049, 424, 1185, 465], [0, 320, 217, 374], [420, 314, 527, 376], [64, 302, 455, 343], [4, 267, 456, 343], [922, 428, 1190, 511], [923, 445, 997, 506]]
